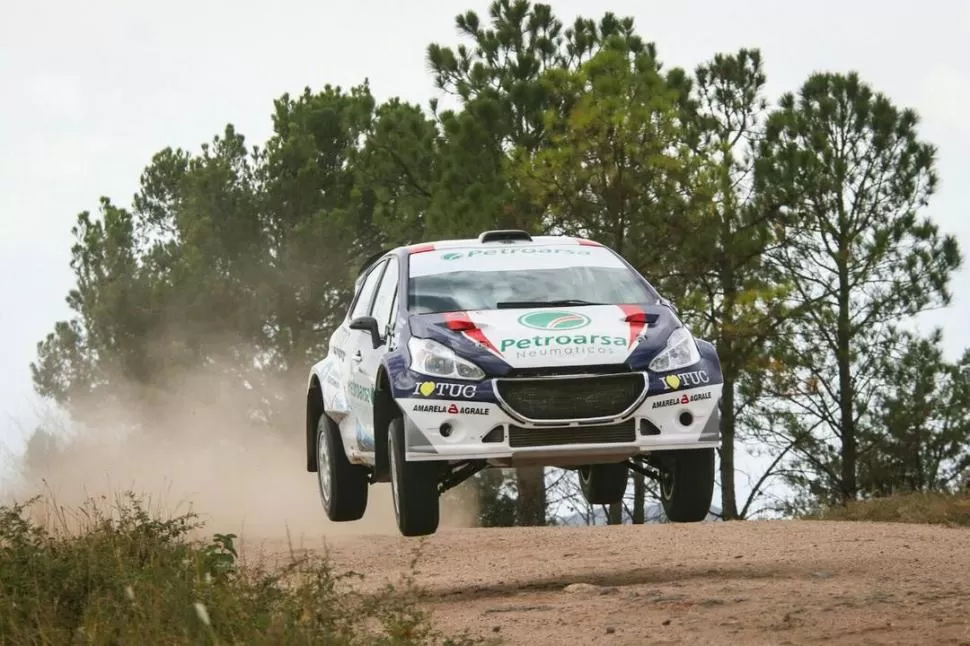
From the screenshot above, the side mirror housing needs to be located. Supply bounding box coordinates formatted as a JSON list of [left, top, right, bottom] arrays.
[[349, 316, 382, 349]]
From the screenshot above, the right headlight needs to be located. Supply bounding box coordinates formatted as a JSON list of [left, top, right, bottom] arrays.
[[648, 327, 701, 373], [407, 337, 486, 381]]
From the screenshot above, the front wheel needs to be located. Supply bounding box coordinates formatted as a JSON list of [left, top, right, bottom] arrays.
[[388, 417, 440, 537], [659, 448, 715, 523], [317, 414, 369, 522]]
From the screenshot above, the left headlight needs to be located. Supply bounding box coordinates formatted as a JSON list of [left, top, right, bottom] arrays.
[[408, 337, 486, 380], [648, 326, 701, 373]]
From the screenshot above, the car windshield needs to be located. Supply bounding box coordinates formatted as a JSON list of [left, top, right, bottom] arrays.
[[407, 244, 660, 314]]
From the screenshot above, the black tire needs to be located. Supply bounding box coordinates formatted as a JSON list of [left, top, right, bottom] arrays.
[[316, 414, 369, 522], [659, 448, 715, 522], [579, 462, 629, 505], [388, 417, 440, 537]]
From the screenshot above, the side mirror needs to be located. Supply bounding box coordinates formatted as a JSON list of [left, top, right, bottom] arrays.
[[349, 316, 382, 349]]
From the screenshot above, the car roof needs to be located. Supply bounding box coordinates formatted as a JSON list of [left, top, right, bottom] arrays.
[[356, 230, 604, 279], [405, 235, 595, 252]]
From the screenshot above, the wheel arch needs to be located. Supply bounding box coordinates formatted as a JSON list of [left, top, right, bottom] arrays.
[[306, 377, 324, 472], [372, 363, 401, 483]]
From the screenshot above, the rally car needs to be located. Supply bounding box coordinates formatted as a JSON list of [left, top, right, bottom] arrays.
[[305, 230, 723, 536]]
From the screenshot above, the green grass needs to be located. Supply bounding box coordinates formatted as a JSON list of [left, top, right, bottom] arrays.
[[0, 492, 496, 645], [801, 490, 970, 527]]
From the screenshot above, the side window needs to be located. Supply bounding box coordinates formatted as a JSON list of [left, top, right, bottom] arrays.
[[349, 259, 387, 320], [370, 257, 399, 337]]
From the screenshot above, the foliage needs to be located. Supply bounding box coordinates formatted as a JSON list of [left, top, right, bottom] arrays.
[[754, 71, 962, 503], [859, 328, 970, 495], [680, 49, 797, 519], [0, 493, 494, 645], [511, 45, 699, 280]]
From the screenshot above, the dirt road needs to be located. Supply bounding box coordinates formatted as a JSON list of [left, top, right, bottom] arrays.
[[249, 519, 970, 646]]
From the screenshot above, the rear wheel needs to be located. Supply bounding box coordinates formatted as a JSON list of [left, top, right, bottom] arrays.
[[316, 414, 369, 521], [579, 462, 629, 505], [388, 417, 440, 537], [659, 448, 715, 522]]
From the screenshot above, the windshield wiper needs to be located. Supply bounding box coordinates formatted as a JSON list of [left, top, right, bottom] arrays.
[[496, 299, 605, 309]]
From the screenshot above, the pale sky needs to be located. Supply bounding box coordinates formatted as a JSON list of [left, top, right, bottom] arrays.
[[2, 0, 969, 503]]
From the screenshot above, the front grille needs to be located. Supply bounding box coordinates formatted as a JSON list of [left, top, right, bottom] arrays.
[[504, 364, 631, 378], [508, 420, 636, 448], [495, 373, 646, 421]]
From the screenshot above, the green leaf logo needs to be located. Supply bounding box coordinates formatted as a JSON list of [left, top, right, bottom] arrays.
[[441, 252, 463, 260], [517, 310, 591, 331]]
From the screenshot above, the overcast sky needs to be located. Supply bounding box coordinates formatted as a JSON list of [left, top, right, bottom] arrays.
[[2, 1, 969, 483]]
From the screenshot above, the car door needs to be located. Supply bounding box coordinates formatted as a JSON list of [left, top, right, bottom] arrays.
[[342, 259, 388, 442], [346, 256, 399, 448]]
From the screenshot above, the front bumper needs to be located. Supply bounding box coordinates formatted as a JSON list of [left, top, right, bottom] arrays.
[[396, 370, 723, 463]]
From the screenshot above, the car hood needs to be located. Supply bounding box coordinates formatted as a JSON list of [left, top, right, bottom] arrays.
[[408, 303, 681, 371]]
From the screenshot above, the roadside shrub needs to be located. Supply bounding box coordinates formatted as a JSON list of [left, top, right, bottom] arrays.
[[0, 492, 494, 645], [800, 490, 970, 528]]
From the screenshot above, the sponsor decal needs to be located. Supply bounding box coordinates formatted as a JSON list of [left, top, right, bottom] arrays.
[[500, 333, 628, 359], [355, 420, 374, 451], [440, 248, 593, 261], [413, 403, 447, 413], [445, 311, 502, 354], [651, 390, 712, 409], [448, 403, 489, 415], [517, 310, 591, 331], [320, 360, 341, 388], [497, 310, 626, 358], [347, 381, 374, 404], [411, 402, 490, 416], [661, 370, 710, 390], [412, 381, 478, 399], [618, 304, 646, 346]]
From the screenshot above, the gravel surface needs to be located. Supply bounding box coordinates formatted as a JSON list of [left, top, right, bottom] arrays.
[[245, 519, 970, 645]]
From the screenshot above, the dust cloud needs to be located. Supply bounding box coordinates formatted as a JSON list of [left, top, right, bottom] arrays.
[[6, 362, 480, 549]]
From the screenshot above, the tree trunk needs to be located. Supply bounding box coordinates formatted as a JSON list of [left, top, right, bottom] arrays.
[[607, 502, 623, 525], [515, 466, 546, 525], [837, 245, 856, 502], [717, 195, 740, 520], [632, 471, 645, 524], [719, 376, 740, 519]]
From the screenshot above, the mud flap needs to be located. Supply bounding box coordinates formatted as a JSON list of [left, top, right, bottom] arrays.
[[404, 415, 439, 457], [698, 404, 721, 443]]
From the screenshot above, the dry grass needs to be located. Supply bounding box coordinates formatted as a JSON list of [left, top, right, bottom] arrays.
[[801, 490, 970, 527], [0, 491, 498, 646]]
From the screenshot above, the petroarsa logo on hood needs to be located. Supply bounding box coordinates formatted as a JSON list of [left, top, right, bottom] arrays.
[[498, 309, 625, 359], [517, 310, 591, 331]]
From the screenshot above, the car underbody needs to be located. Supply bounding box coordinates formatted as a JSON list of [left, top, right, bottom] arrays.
[[427, 451, 699, 498]]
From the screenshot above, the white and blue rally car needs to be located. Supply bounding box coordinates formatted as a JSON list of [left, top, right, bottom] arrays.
[[305, 230, 723, 536]]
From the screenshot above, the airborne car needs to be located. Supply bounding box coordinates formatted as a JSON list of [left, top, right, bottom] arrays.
[[305, 230, 723, 536]]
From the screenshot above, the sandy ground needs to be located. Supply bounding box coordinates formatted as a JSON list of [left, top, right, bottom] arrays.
[[246, 518, 970, 646]]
